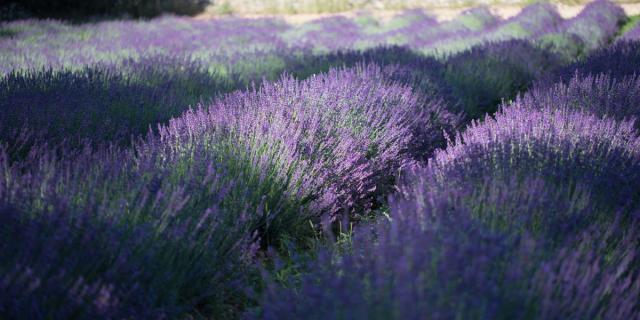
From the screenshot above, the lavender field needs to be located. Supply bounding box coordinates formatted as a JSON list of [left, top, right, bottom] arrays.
[[1, 0, 640, 318]]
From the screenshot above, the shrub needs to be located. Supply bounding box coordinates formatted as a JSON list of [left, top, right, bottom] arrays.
[[252, 104, 640, 320], [537, 0, 625, 60], [555, 40, 640, 80], [533, 218, 640, 319], [0, 142, 256, 318], [443, 40, 562, 120], [282, 16, 363, 52], [0, 57, 237, 150], [251, 178, 538, 320], [428, 105, 640, 212], [159, 64, 457, 226], [283, 46, 458, 111], [559, 0, 626, 52], [523, 72, 640, 125]]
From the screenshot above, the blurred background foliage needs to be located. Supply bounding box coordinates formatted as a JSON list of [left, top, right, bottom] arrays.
[[1, 0, 638, 20]]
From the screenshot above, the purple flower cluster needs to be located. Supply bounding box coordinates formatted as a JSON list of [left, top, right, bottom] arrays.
[[558, 40, 640, 80], [159, 64, 457, 221], [252, 180, 534, 319], [429, 105, 640, 210], [0, 57, 239, 148], [1, 1, 638, 318], [254, 88, 640, 320], [0, 143, 256, 318], [523, 72, 640, 125], [534, 220, 640, 319], [0, 64, 456, 317]]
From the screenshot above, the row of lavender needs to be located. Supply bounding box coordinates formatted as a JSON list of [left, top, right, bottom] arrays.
[[0, 40, 562, 154], [1, 2, 639, 319], [0, 1, 628, 150], [0, 1, 629, 150], [252, 41, 640, 320], [2, 43, 639, 318], [0, 1, 628, 74], [0, 64, 460, 318]]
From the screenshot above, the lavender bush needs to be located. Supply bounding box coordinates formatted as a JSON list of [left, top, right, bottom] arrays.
[[523, 72, 640, 125], [428, 105, 640, 211], [561, 0, 626, 52], [282, 46, 459, 111], [0, 143, 256, 318], [443, 40, 562, 119], [252, 171, 631, 319], [159, 64, 457, 224], [380, 7, 500, 50], [556, 40, 640, 81], [253, 105, 640, 320], [282, 16, 363, 52], [251, 177, 539, 319], [533, 220, 640, 319], [0, 57, 238, 149], [422, 3, 563, 55], [1, 2, 636, 318]]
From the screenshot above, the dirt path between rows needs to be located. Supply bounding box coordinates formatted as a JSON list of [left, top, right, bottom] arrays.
[[196, 3, 640, 24]]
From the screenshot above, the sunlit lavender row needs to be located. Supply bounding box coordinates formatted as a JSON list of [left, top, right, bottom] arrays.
[[1, 0, 639, 318]]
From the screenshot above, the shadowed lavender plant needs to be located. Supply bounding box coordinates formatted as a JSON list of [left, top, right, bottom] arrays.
[[523, 72, 640, 126], [252, 104, 640, 319], [533, 218, 640, 319], [0, 141, 258, 318], [0, 57, 238, 150], [443, 40, 562, 120], [283, 46, 460, 113], [428, 105, 640, 212], [556, 40, 640, 81], [247, 176, 542, 319], [251, 174, 606, 319]]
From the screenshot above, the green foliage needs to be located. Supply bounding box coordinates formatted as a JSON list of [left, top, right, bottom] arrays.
[[620, 14, 640, 35]]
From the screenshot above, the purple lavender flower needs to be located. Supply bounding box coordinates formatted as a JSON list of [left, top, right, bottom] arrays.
[[159, 64, 457, 222], [533, 218, 640, 319], [556, 40, 640, 80], [428, 104, 640, 211], [251, 177, 538, 319], [523, 72, 640, 125]]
